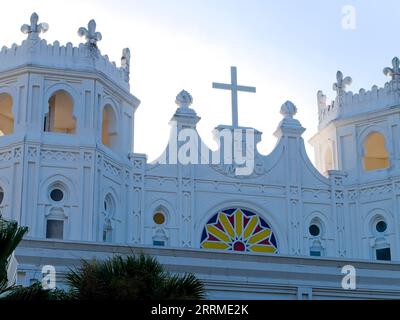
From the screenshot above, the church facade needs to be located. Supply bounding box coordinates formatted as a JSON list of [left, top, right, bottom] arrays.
[[2, 13, 400, 299]]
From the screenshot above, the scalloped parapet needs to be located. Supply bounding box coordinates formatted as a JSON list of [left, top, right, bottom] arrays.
[[317, 82, 400, 128], [317, 62, 400, 129], [0, 39, 130, 90]]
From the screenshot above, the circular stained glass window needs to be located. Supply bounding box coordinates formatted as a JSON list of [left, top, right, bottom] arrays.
[[200, 208, 278, 254], [376, 221, 387, 233], [309, 224, 320, 237], [50, 189, 64, 202], [153, 212, 166, 225]]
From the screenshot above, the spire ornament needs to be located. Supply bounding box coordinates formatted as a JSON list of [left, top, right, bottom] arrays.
[[384, 57, 400, 81], [333, 71, 352, 107], [121, 48, 131, 82], [175, 90, 193, 108], [78, 19, 102, 55], [21, 12, 49, 41], [280, 101, 297, 118]]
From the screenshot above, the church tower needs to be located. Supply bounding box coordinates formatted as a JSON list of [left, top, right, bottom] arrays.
[[309, 60, 400, 262], [0, 13, 140, 243], [310, 60, 400, 182]]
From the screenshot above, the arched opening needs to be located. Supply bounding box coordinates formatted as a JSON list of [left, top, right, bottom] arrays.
[[0, 93, 14, 136], [371, 217, 391, 261], [102, 193, 115, 243], [44, 90, 76, 134], [324, 147, 333, 173], [101, 105, 118, 151], [363, 132, 390, 171], [308, 219, 325, 257]]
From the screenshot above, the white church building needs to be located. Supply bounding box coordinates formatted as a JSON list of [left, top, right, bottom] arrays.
[[2, 13, 400, 299]]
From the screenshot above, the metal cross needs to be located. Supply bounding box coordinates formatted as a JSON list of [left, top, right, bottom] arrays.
[[20, 12, 49, 41], [213, 66, 256, 128]]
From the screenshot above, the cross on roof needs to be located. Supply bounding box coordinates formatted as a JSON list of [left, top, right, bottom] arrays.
[[212, 66, 256, 128]]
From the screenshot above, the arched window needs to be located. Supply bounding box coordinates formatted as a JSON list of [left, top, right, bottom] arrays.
[[308, 219, 326, 257], [0, 93, 14, 136], [101, 105, 118, 151], [363, 132, 390, 171], [48, 183, 67, 204], [44, 90, 76, 134], [102, 194, 115, 243], [371, 218, 391, 261], [200, 208, 278, 254]]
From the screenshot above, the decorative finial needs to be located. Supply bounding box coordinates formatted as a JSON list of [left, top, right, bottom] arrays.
[[383, 57, 400, 81], [175, 90, 193, 108], [333, 71, 352, 93], [280, 100, 297, 118], [78, 19, 102, 52], [317, 90, 327, 109], [121, 48, 131, 82], [333, 71, 352, 107], [21, 12, 49, 41]]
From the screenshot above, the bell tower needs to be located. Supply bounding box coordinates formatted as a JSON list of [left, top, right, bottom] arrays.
[[310, 59, 400, 183], [0, 13, 140, 243]]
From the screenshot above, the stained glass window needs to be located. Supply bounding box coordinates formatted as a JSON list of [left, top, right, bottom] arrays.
[[200, 208, 278, 254]]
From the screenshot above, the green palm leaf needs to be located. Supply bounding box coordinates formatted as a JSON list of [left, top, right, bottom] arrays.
[[0, 219, 28, 293]]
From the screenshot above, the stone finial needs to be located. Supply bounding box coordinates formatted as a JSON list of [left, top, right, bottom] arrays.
[[383, 57, 400, 81], [175, 90, 193, 108], [21, 12, 49, 41], [333, 71, 352, 94], [121, 48, 131, 82], [333, 71, 352, 108], [78, 19, 102, 49], [317, 90, 327, 109], [280, 100, 297, 118]]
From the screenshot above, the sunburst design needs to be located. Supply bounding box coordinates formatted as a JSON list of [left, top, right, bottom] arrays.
[[200, 208, 278, 254]]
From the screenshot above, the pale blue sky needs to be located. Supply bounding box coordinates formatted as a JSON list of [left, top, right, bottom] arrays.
[[1, 1, 399, 160]]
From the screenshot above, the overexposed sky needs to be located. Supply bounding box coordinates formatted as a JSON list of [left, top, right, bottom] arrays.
[[0, 0, 399, 162]]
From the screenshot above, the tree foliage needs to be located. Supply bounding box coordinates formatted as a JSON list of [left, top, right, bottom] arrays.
[[67, 254, 206, 300]]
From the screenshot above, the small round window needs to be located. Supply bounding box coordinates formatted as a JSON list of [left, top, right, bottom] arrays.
[[309, 224, 321, 237], [153, 212, 166, 225], [50, 189, 64, 202], [376, 221, 387, 233]]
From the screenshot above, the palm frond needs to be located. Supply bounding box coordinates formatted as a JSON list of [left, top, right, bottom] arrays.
[[0, 219, 28, 293], [161, 273, 206, 300], [65, 253, 205, 300], [0, 281, 69, 301]]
